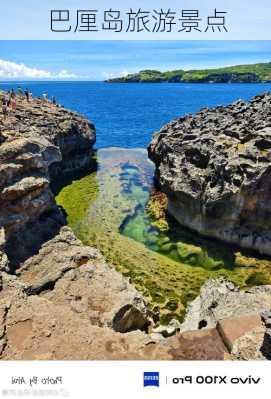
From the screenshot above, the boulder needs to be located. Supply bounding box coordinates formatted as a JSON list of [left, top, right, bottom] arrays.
[[180, 277, 271, 332], [178, 277, 271, 359], [18, 226, 152, 334]]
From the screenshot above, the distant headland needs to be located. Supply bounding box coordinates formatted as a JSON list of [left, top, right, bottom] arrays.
[[106, 62, 271, 83]]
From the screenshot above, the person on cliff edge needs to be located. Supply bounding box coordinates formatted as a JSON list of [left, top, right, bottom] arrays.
[[17, 86, 24, 97], [11, 95, 17, 111], [24, 88, 30, 102], [1, 97, 8, 120]]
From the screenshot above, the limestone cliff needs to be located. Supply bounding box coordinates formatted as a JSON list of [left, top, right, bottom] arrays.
[[149, 93, 271, 256]]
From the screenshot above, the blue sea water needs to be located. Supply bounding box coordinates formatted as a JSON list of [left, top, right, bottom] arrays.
[[1, 81, 271, 148]]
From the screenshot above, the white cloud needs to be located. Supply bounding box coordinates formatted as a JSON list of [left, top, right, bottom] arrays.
[[120, 70, 130, 77], [102, 70, 132, 80], [55, 69, 77, 79], [0, 59, 77, 79]]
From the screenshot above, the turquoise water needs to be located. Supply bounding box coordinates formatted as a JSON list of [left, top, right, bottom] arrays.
[[118, 155, 235, 271], [1, 81, 271, 148]]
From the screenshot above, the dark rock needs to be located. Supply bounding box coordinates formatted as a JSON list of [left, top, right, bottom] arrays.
[[148, 92, 271, 255]]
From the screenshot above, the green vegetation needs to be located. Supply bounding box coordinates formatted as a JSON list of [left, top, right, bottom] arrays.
[[56, 149, 271, 325], [106, 62, 271, 83], [56, 173, 99, 233]]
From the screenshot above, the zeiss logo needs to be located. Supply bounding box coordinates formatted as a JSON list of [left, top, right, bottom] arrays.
[[143, 372, 160, 387]]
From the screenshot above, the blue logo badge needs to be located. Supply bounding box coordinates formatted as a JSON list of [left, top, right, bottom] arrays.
[[143, 372, 160, 387]]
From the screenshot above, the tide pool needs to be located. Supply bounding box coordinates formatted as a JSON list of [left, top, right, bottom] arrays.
[[56, 148, 271, 325]]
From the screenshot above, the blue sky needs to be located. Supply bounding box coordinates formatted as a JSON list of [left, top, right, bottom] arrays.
[[0, 41, 270, 81]]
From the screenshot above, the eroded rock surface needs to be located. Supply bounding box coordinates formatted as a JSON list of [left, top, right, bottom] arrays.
[[0, 226, 156, 360], [180, 277, 271, 329], [179, 277, 271, 359], [0, 93, 95, 266], [148, 93, 271, 255]]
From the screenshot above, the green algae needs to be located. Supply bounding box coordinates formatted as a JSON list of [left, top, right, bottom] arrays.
[[56, 172, 99, 233], [245, 272, 271, 286], [56, 148, 271, 325]]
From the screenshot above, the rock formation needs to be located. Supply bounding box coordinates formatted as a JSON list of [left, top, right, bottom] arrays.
[[179, 278, 271, 359], [0, 226, 155, 359], [0, 94, 95, 266], [149, 92, 271, 256]]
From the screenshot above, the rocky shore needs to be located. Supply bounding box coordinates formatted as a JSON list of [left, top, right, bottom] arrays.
[[1, 92, 271, 360], [149, 93, 271, 256]]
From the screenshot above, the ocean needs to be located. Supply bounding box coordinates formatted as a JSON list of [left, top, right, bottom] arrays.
[[1, 81, 271, 148]]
